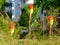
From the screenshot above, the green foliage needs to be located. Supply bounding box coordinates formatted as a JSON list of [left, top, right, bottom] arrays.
[[0, 0, 5, 10], [34, 0, 60, 9], [19, 6, 28, 27], [31, 6, 39, 23]]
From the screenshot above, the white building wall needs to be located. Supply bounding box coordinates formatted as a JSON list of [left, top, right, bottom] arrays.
[[5, 0, 12, 3], [12, 0, 22, 22], [26, 0, 34, 4], [5, 7, 11, 12]]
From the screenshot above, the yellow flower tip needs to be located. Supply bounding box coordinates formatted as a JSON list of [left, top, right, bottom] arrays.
[[10, 29, 14, 35], [28, 9, 33, 15]]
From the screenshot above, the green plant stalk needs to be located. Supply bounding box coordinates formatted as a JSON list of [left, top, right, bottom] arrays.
[[49, 25, 52, 36], [28, 14, 32, 39]]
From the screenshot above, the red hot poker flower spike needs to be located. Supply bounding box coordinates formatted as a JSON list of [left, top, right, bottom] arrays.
[[28, 4, 33, 9], [10, 23, 14, 29], [48, 15, 53, 20]]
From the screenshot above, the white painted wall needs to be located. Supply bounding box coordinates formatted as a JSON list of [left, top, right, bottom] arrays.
[[5, 0, 12, 3], [5, 6, 11, 12], [26, 0, 34, 4], [12, 0, 21, 22]]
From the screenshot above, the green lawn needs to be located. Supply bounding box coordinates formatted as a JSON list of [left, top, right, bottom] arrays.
[[0, 13, 60, 45]]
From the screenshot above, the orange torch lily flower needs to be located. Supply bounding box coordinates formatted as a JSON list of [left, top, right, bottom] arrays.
[[48, 15, 54, 26], [28, 4, 33, 15], [28, 4, 33, 9], [48, 15, 53, 20], [10, 22, 15, 35]]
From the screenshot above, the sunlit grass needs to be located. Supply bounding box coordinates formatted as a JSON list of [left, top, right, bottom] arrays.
[[0, 12, 60, 45]]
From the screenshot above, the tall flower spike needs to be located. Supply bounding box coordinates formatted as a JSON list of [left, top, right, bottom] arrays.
[[10, 22, 15, 35], [48, 15, 53, 20], [48, 15, 54, 25], [28, 4, 33, 15], [28, 4, 33, 9]]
